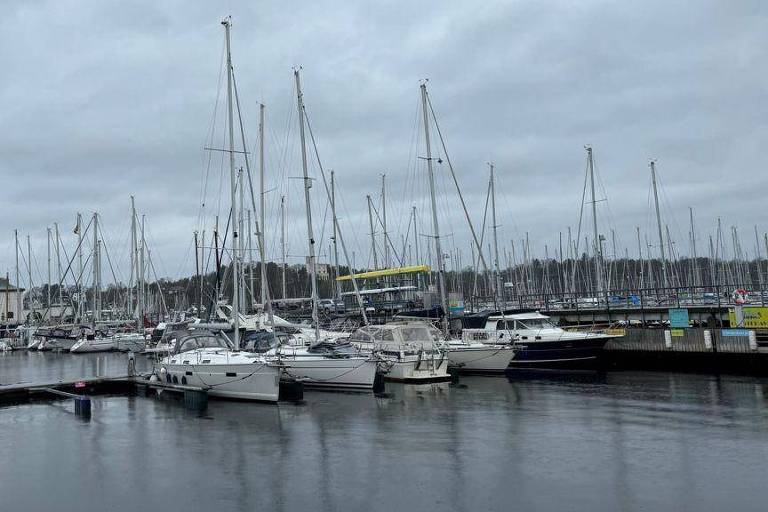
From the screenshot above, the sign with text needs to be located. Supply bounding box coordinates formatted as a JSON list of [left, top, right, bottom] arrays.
[[722, 329, 750, 337], [668, 308, 690, 328], [670, 329, 685, 337], [728, 307, 768, 329]]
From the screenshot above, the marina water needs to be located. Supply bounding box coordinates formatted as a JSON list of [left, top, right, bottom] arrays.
[[1, 352, 768, 512]]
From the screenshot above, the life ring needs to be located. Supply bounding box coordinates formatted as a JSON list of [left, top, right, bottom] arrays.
[[732, 288, 748, 305]]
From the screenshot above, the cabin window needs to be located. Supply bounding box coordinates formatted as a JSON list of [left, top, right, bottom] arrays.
[[517, 318, 555, 330], [496, 320, 515, 330], [373, 329, 395, 342], [179, 338, 200, 352]]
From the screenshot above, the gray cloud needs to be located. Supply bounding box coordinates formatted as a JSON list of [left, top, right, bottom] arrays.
[[1, 0, 766, 286]]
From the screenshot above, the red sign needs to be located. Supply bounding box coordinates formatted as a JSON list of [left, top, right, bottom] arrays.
[[74, 381, 86, 389]]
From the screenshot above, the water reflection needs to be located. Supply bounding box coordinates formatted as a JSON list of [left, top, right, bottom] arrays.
[[2, 353, 768, 511]]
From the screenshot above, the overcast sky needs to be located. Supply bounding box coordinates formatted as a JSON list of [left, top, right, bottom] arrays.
[[1, 1, 766, 286]]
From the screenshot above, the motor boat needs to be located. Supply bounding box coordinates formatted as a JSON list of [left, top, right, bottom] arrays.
[[157, 330, 283, 402], [403, 321, 516, 373], [242, 330, 379, 391], [462, 310, 619, 369], [348, 323, 450, 382]]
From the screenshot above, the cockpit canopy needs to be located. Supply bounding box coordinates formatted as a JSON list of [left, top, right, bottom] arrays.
[[348, 323, 440, 350], [173, 332, 231, 354]]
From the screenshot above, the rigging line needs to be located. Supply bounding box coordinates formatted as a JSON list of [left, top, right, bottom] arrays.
[[425, 89, 490, 273], [368, 200, 404, 267], [302, 102, 370, 323], [573, 153, 589, 256], [198, 36, 228, 231], [473, 179, 492, 295], [97, 223, 123, 291]]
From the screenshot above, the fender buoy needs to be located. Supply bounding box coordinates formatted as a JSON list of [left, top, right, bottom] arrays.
[[732, 288, 748, 305]]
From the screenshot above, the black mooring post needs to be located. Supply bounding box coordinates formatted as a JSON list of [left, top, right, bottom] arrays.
[[73, 395, 91, 417]]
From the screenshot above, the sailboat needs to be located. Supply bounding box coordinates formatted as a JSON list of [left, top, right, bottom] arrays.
[[245, 69, 377, 390], [157, 18, 282, 402], [407, 82, 515, 374]]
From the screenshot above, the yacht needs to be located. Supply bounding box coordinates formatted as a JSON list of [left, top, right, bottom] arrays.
[[157, 330, 283, 402], [462, 310, 618, 369], [348, 323, 450, 382], [243, 330, 379, 391], [70, 334, 115, 353], [411, 322, 516, 373]]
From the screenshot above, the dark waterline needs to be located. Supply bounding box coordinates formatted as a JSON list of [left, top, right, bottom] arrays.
[[1, 351, 768, 512]]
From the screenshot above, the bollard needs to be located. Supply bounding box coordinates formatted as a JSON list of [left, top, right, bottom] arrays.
[[749, 331, 758, 351], [372, 372, 386, 394], [127, 351, 136, 377], [74, 396, 91, 418]]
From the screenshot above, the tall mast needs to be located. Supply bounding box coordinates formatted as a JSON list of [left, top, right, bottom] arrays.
[[413, 206, 420, 288], [489, 162, 502, 307], [331, 170, 342, 299], [421, 83, 449, 334], [650, 160, 668, 289], [55, 223, 62, 307], [92, 212, 99, 323], [26, 234, 33, 322], [194, 230, 202, 315], [382, 173, 389, 269], [258, 103, 267, 308], [246, 210, 254, 309], [689, 207, 698, 287], [280, 196, 287, 299], [76, 213, 83, 323], [140, 215, 146, 327], [46, 227, 51, 309], [366, 195, 378, 269], [665, 224, 675, 287], [295, 68, 320, 342], [199, 230, 205, 317], [586, 146, 602, 295], [130, 197, 138, 327], [754, 225, 762, 293], [223, 17, 240, 349], [238, 168, 246, 308], [636, 227, 644, 290]]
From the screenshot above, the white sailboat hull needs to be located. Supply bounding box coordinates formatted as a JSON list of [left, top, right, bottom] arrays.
[[38, 338, 77, 351], [70, 338, 116, 353], [163, 362, 281, 402], [281, 356, 378, 390], [445, 344, 515, 373], [162, 348, 282, 402]]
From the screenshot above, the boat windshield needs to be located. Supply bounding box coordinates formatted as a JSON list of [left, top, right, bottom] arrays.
[[177, 335, 229, 353], [399, 326, 432, 342], [242, 331, 280, 353], [517, 318, 556, 330]]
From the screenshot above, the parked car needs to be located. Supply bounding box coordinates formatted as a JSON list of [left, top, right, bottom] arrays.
[[318, 299, 345, 313]]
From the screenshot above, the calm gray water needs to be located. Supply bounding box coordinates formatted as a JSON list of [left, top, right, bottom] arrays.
[[2, 351, 768, 512]]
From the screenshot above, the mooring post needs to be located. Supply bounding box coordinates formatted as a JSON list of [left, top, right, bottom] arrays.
[[74, 395, 91, 417], [127, 351, 136, 377]]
